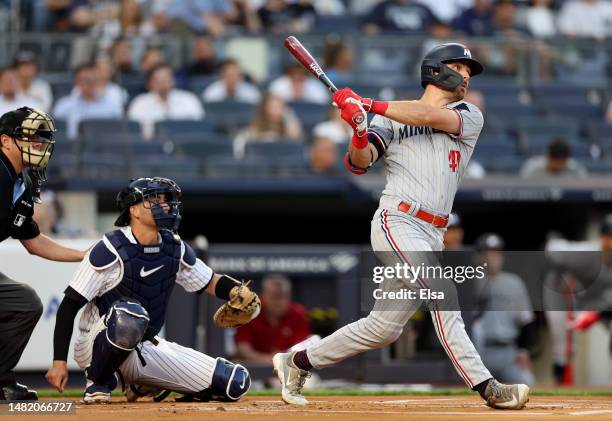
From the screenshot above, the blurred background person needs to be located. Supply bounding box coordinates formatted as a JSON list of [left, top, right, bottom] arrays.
[[235, 274, 311, 364], [269, 63, 328, 104], [558, 0, 612, 40], [0, 67, 44, 115], [520, 139, 588, 179], [94, 54, 127, 109], [53, 63, 122, 139], [234, 93, 303, 154], [14, 51, 52, 111], [128, 63, 204, 139], [323, 39, 354, 85], [362, 0, 435, 35], [139, 45, 166, 77], [471, 233, 536, 386], [110, 37, 137, 77], [453, 0, 494, 37], [312, 105, 352, 145], [443, 212, 465, 250], [202, 59, 260, 103], [520, 0, 557, 38], [32, 191, 85, 238], [165, 0, 232, 37], [309, 136, 339, 175], [257, 0, 316, 34], [182, 34, 218, 77]]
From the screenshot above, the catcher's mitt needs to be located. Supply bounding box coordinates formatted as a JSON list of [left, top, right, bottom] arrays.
[[213, 281, 261, 328]]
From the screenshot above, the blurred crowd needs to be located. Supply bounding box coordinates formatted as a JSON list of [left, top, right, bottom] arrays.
[[4, 0, 612, 41], [0, 1, 612, 178]]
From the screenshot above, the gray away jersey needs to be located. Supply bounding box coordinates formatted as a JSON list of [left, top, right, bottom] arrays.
[[369, 100, 483, 215]]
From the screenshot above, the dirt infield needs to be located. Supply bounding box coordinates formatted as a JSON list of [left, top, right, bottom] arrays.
[[3, 395, 612, 421]]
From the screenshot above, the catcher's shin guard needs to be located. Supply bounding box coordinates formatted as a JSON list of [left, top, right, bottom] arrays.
[[88, 300, 149, 386]]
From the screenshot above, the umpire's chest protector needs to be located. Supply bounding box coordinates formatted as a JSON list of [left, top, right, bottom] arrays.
[[94, 229, 182, 336]]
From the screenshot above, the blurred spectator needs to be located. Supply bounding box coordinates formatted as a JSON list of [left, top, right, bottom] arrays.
[[0, 67, 45, 116], [68, 0, 120, 44], [453, 0, 494, 37], [309, 136, 339, 174], [521, 0, 557, 38], [53, 64, 123, 139], [416, 0, 471, 23], [234, 93, 303, 154], [349, 0, 384, 15], [235, 274, 311, 364], [492, 0, 524, 36], [94, 55, 127, 108], [14, 51, 53, 111], [128, 63, 205, 139], [110, 37, 137, 76], [226, 0, 261, 33], [422, 19, 456, 55], [139, 45, 166, 76], [202, 59, 260, 103], [443, 212, 464, 250], [45, 0, 73, 31], [558, 0, 612, 39], [33, 191, 84, 238], [323, 40, 354, 86], [472, 233, 536, 385], [119, 0, 146, 37], [605, 100, 612, 123], [312, 105, 352, 144], [362, 0, 436, 35], [257, 0, 316, 34], [520, 139, 588, 179], [165, 0, 232, 37], [182, 34, 218, 76], [269, 63, 329, 104], [312, 0, 346, 15]]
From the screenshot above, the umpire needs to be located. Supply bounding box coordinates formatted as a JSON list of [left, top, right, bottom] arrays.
[[0, 107, 86, 400]]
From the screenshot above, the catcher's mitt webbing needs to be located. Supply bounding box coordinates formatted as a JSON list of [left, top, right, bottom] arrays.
[[213, 281, 261, 328]]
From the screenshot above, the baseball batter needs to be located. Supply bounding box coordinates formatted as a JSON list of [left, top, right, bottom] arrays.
[[274, 43, 530, 409], [45, 177, 260, 404]]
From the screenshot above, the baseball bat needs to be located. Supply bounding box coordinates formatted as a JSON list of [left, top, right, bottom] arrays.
[[284, 36, 338, 93]]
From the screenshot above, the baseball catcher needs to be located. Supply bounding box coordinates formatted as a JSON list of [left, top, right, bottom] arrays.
[[45, 177, 260, 404]]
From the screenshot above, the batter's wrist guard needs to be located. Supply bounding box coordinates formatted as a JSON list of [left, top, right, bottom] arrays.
[[351, 133, 369, 149], [361, 98, 388, 115], [344, 152, 368, 175]]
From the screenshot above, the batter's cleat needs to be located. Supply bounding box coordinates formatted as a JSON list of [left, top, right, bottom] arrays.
[[484, 379, 530, 409], [83, 376, 117, 405], [273, 352, 310, 406], [0, 383, 38, 401]]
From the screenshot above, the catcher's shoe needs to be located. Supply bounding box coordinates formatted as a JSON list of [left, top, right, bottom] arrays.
[[484, 379, 529, 409], [273, 352, 310, 406], [0, 383, 38, 400], [83, 376, 117, 405]]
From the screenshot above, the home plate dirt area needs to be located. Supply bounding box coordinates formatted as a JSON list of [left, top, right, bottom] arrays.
[[4, 396, 612, 421]]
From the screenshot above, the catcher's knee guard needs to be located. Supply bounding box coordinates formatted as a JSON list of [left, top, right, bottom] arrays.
[[88, 300, 150, 386], [209, 358, 251, 401]]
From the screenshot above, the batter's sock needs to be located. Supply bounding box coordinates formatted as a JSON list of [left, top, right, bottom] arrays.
[[292, 350, 312, 371], [472, 378, 491, 400]]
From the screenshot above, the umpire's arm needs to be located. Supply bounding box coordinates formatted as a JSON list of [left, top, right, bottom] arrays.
[[21, 234, 88, 262]]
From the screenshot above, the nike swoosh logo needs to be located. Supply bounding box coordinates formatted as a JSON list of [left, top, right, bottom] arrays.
[[240, 376, 246, 389], [140, 265, 164, 277]]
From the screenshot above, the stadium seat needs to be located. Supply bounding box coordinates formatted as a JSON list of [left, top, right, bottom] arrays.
[[204, 101, 256, 133], [314, 15, 360, 34], [81, 132, 165, 156], [472, 143, 518, 161], [288, 102, 329, 132], [155, 120, 217, 139], [244, 141, 305, 159], [172, 136, 234, 159], [79, 119, 141, 138], [517, 119, 580, 140], [131, 156, 200, 177], [188, 75, 218, 95]]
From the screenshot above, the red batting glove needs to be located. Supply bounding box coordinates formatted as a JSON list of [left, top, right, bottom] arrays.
[[332, 87, 389, 115], [340, 98, 368, 141]]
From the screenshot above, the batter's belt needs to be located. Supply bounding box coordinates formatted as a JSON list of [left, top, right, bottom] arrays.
[[397, 201, 449, 228]]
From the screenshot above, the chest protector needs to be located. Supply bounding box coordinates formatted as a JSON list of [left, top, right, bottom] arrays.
[[96, 229, 181, 337]]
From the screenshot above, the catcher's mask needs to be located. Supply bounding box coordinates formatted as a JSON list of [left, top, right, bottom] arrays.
[[0, 107, 56, 170], [115, 177, 183, 232], [421, 43, 483, 91]]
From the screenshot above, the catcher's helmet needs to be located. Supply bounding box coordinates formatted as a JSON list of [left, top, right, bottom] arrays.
[[421, 43, 483, 90], [0, 107, 56, 169], [115, 177, 183, 232]]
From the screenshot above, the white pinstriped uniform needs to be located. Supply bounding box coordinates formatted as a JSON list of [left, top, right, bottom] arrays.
[[69, 227, 217, 394], [307, 100, 492, 388]]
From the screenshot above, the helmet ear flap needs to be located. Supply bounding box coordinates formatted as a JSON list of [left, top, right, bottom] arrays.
[[421, 60, 464, 91]]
